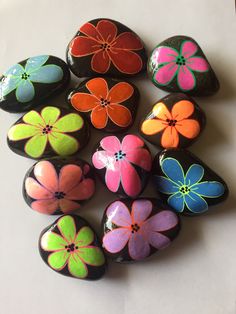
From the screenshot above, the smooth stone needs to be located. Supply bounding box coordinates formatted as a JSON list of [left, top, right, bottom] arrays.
[[66, 18, 147, 78], [139, 93, 206, 149], [67, 77, 139, 132], [152, 149, 228, 216], [0, 55, 70, 113], [23, 158, 95, 215], [39, 214, 106, 280], [7, 105, 89, 159], [102, 198, 180, 262], [92, 134, 152, 198], [148, 35, 220, 96]]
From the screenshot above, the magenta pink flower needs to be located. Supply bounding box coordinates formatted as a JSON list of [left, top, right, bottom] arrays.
[[152, 40, 209, 91], [103, 200, 178, 260], [25, 161, 95, 214], [92, 135, 152, 197]]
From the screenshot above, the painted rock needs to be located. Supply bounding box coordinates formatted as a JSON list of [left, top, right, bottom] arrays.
[[67, 77, 139, 132], [152, 149, 228, 216], [148, 36, 220, 96], [92, 134, 152, 198], [7, 105, 89, 159], [0, 55, 70, 113], [66, 18, 147, 78], [140, 93, 206, 149], [39, 215, 106, 280], [102, 198, 180, 262], [23, 158, 95, 215]]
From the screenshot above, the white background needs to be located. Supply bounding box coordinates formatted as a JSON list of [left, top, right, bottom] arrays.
[[0, 1, 236, 313]]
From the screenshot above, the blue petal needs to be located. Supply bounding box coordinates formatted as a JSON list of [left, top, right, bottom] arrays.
[[29, 65, 63, 83], [185, 164, 204, 186], [16, 80, 35, 103], [191, 181, 225, 198], [168, 192, 185, 212], [25, 55, 49, 73], [161, 157, 184, 185], [185, 191, 208, 213], [153, 176, 179, 194], [4, 63, 24, 77], [0, 76, 20, 97]]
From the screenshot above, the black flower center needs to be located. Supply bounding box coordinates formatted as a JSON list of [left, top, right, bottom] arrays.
[[166, 119, 177, 126], [54, 191, 66, 199], [100, 97, 110, 107], [21, 72, 30, 80], [42, 125, 53, 134], [180, 185, 190, 194], [65, 243, 78, 253], [114, 150, 126, 161], [176, 55, 186, 65], [100, 43, 111, 51], [131, 223, 140, 233]]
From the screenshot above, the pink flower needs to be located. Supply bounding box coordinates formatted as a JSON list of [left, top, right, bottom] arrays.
[[152, 40, 209, 91], [103, 200, 179, 260], [92, 135, 152, 197], [25, 161, 95, 214]]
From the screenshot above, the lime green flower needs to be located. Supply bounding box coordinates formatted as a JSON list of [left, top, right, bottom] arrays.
[[40, 216, 105, 278], [8, 106, 84, 158]]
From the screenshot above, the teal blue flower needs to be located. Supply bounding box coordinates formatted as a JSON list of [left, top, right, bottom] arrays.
[[0, 55, 63, 103], [154, 158, 225, 213]]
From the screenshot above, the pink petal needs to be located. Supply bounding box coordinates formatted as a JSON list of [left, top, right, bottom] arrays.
[[154, 62, 178, 85], [66, 178, 95, 200], [186, 57, 209, 72], [145, 210, 179, 232], [59, 199, 80, 213], [181, 41, 198, 58], [105, 162, 121, 193], [147, 231, 170, 250], [34, 161, 58, 192], [106, 201, 132, 227], [100, 136, 121, 153], [58, 165, 82, 193], [120, 160, 141, 197], [131, 200, 152, 224], [92, 150, 115, 169], [103, 228, 131, 253], [121, 134, 144, 152], [177, 65, 196, 91], [25, 177, 53, 200], [31, 199, 58, 214], [128, 232, 150, 260], [125, 148, 152, 171], [152, 46, 178, 64]]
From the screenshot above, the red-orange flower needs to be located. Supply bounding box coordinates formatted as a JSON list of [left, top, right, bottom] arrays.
[[69, 19, 143, 74], [141, 100, 200, 148], [70, 78, 133, 129]]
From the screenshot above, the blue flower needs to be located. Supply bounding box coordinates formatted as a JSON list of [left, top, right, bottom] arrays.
[[0, 55, 63, 103], [154, 157, 225, 213]]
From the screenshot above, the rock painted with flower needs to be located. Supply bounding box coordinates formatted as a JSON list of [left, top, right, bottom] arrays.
[[39, 215, 106, 280], [7, 105, 89, 159], [66, 18, 147, 78], [148, 36, 219, 96], [140, 93, 206, 148], [92, 134, 152, 198], [23, 158, 95, 215], [102, 198, 180, 262], [0, 55, 70, 113], [67, 77, 139, 132], [152, 149, 228, 215]]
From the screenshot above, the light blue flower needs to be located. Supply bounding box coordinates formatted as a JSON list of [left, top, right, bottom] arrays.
[[0, 55, 63, 103], [154, 157, 225, 213]]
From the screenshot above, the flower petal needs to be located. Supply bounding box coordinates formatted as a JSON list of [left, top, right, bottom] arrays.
[[48, 133, 79, 156], [92, 150, 115, 169], [106, 201, 132, 227], [41, 231, 67, 251], [145, 210, 178, 232], [29, 65, 63, 83], [91, 106, 108, 129], [8, 124, 37, 141], [59, 199, 80, 213], [66, 178, 95, 200], [154, 62, 178, 85], [86, 77, 108, 99], [4, 63, 24, 76], [121, 159, 142, 197], [176, 119, 200, 139], [69, 36, 101, 57], [25, 55, 49, 73], [121, 134, 144, 152], [23, 110, 44, 126], [68, 254, 88, 278], [25, 177, 53, 199], [125, 148, 152, 171], [105, 162, 121, 193], [34, 160, 58, 192], [16, 80, 35, 103], [192, 182, 225, 198], [57, 215, 76, 243], [161, 126, 179, 148], [78, 247, 105, 266], [112, 32, 143, 50], [185, 164, 204, 186], [31, 199, 59, 214], [103, 228, 130, 253], [48, 250, 69, 270], [171, 100, 194, 120], [141, 119, 167, 135], [185, 191, 208, 213], [177, 66, 196, 91], [108, 50, 142, 74], [131, 199, 152, 224], [180, 41, 198, 58], [128, 232, 150, 260], [100, 136, 121, 153], [54, 113, 83, 132], [58, 164, 82, 193], [161, 158, 185, 185], [168, 192, 185, 212], [186, 57, 209, 72], [151, 46, 178, 64], [70, 93, 98, 112], [147, 232, 170, 249], [25, 134, 47, 158], [153, 102, 172, 120], [107, 104, 132, 127], [41, 106, 60, 125], [153, 176, 179, 194], [0, 76, 20, 97], [75, 226, 94, 247], [108, 82, 134, 103], [97, 20, 117, 43], [80, 22, 103, 40], [91, 50, 111, 73]]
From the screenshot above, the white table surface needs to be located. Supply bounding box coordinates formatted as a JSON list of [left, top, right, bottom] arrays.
[[0, 1, 236, 313]]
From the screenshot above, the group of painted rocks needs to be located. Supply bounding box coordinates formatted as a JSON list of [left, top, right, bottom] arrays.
[[0, 18, 229, 280]]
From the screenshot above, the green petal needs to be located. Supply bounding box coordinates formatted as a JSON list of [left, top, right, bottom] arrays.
[[23, 110, 44, 126], [48, 250, 69, 270], [41, 106, 61, 125], [57, 216, 76, 243], [8, 124, 37, 141], [48, 132, 79, 156], [68, 254, 88, 278], [25, 134, 47, 158], [78, 247, 105, 266], [53, 113, 83, 132], [75, 227, 94, 247], [41, 231, 67, 251]]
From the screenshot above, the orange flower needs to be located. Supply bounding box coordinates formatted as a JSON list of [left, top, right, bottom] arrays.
[[141, 100, 200, 148], [70, 78, 133, 129]]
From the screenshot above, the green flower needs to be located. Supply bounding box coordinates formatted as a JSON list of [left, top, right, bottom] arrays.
[[8, 106, 83, 158], [41, 216, 105, 278]]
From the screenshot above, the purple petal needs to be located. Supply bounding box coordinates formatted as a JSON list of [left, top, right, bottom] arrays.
[[106, 201, 132, 227], [148, 231, 171, 250], [131, 199, 152, 224], [103, 228, 130, 253], [145, 210, 178, 232], [128, 232, 150, 260]]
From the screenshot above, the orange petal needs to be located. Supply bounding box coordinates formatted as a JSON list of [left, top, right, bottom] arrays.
[[108, 82, 134, 103], [86, 77, 108, 99], [171, 100, 194, 120], [152, 102, 172, 120], [141, 119, 167, 135], [175, 119, 200, 139], [91, 106, 108, 129], [161, 126, 179, 148], [107, 104, 132, 127], [70, 93, 98, 112]]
